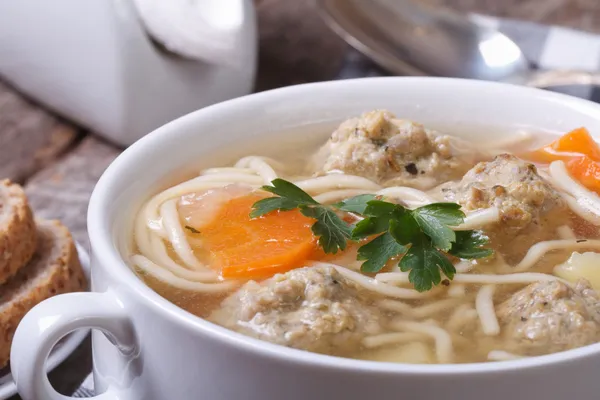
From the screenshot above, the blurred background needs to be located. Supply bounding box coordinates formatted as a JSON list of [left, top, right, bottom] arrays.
[[1, 0, 600, 397]]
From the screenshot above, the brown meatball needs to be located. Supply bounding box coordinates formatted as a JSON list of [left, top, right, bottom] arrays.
[[497, 280, 600, 355], [313, 110, 472, 189], [208, 266, 384, 355], [443, 154, 569, 259]]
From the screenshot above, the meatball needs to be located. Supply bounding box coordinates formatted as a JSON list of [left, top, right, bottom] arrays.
[[443, 154, 569, 258], [497, 280, 600, 355], [208, 266, 384, 355], [313, 110, 472, 189]]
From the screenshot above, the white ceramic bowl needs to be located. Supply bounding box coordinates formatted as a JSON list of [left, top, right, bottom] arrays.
[[11, 78, 600, 400]]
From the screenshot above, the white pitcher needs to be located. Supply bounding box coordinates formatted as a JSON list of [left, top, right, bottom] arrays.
[[0, 0, 257, 146]]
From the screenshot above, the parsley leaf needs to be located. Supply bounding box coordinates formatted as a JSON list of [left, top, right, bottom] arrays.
[[351, 200, 401, 239], [411, 203, 465, 251], [250, 179, 493, 292], [261, 178, 318, 205], [399, 236, 456, 292], [449, 230, 493, 259], [357, 232, 406, 273], [333, 194, 377, 214], [300, 206, 352, 253]]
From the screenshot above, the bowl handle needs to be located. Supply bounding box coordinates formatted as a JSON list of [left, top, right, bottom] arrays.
[[10, 291, 136, 400]]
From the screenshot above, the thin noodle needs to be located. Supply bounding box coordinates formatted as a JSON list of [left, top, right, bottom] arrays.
[[295, 175, 381, 194], [513, 239, 600, 272], [377, 187, 436, 203], [312, 262, 430, 299], [446, 305, 478, 331], [376, 271, 566, 285], [362, 332, 424, 349], [201, 167, 255, 175], [447, 284, 466, 297], [455, 207, 500, 230], [549, 161, 600, 222], [557, 225, 576, 240], [131, 255, 235, 292], [160, 200, 209, 271], [234, 156, 278, 184], [149, 235, 218, 281], [476, 285, 500, 336], [377, 299, 415, 316], [391, 321, 454, 363], [314, 189, 371, 204], [488, 350, 524, 361], [411, 298, 462, 318]]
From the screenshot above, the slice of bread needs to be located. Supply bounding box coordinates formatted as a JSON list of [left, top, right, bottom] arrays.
[[0, 219, 86, 368], [0, 180, 37, 285]]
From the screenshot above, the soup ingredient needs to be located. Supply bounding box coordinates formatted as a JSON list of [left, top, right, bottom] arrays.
[[0, 219, 87, 368], [443, 154, 568, 258], [253, 179, 492, 292], [496, 279, 600, 355], [200, 194, 317, 280], [525, 128, 600, 195], [313, 110, 472, 189], [208, 265, 384, 355], [251, 179, 352, 254], [566, 156, 600, 195], [0, 179, 37, 285], [527, 127, 600, 163], [554, 252, 600, 290], [179, 185, 252, 229], [351, 199, 492, 291], [444, 154, 566, 231]]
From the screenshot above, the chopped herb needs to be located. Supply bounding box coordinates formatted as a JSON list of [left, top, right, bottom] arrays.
[[184, 225, 201, 234], [251, 179, 493, 291]]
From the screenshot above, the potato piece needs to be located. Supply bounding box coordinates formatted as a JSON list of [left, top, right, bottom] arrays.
[[554, 252, 600, 290]]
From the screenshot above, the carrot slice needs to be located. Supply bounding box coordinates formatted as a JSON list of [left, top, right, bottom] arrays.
[[199, 193, 318, 280], [567, 155, 600, 195], [526, 127, 600, 163]]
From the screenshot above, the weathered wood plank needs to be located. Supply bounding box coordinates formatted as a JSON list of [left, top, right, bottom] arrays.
[[0, 81, 80, 183], [24, 136, 121, 249]]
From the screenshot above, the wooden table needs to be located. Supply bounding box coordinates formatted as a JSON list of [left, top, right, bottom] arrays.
[[2, 1, 599, 397]]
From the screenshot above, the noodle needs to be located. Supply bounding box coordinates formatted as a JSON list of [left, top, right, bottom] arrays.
[[391, 321, 454, 363], [557, 225, 576, 240], [313, 262, 431, 299], [549, 160, 600, 220], [455, 207, 500, 230], [487, 350, 524, 361], [294, 174, 381, 194], [476, 285, 500, 336], [362, 332, 424, 349], [513, 239, 600, 272], [377, 299, 415, 316], [446, 304, 478, 331], [411, 298, 462, 318], [376, 271, 566, 285], [234, 156, 278, 184], [314, 189, 372, 204], [160, 199, 209, 271], [131, 255, 236, 292]]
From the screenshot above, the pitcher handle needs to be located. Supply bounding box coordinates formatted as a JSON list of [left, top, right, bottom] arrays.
[[10, 291, 136, 400]]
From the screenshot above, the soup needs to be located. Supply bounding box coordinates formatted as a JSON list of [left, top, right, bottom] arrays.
[[130, 110, 600, 364]]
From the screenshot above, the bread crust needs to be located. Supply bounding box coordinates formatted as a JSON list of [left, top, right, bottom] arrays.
[[0, 219, 86, 368], [0, 180, 37, 285]]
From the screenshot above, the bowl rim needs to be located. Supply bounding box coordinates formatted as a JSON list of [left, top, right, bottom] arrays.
[[88, 76, 600, 374]]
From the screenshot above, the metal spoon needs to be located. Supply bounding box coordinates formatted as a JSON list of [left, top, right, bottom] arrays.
[[316, 0, 600, 88]]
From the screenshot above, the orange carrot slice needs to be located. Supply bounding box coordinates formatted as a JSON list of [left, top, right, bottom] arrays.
[[526, 127, 600, 163], [199, 193, 318, 280], [567, 155, 600, 195]]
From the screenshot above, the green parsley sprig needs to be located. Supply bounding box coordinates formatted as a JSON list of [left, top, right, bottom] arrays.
[[250, 179, 493, 292]]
